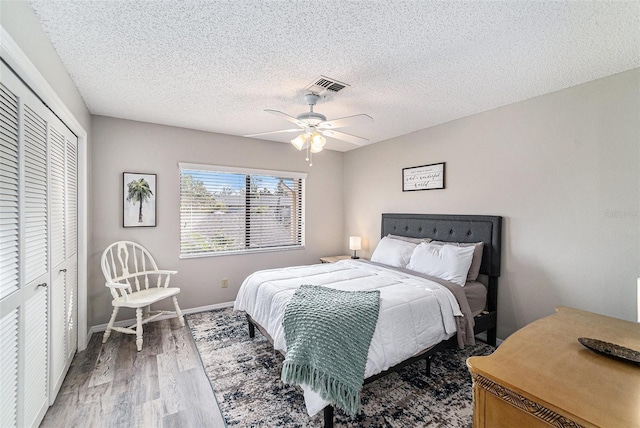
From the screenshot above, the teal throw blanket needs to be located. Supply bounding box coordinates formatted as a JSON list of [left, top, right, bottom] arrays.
[[281, 285, 380, 416]]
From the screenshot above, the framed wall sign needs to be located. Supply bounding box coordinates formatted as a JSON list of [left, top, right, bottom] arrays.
[[402, 162, 445, 191], [123, 172, 157, 227]]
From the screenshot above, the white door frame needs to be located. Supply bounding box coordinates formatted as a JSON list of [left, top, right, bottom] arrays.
[[1, 26, 90, 350]]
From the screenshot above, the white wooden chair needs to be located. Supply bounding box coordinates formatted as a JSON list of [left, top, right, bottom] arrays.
[[101, 241, 184, 351]]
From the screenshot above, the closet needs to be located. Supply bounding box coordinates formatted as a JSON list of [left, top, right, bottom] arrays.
[[0, 61, 78, 427]]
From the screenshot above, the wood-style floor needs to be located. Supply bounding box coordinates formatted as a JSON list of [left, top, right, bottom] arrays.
[[41, 318, 226, 428]]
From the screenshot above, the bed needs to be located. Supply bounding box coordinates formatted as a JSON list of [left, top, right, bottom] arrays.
[[234, 213, 502, 427]]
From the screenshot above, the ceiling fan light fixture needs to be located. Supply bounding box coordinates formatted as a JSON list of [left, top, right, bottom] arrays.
[[310, 132, 326, 153], [310, 145, 323, 154], [291, 134, 307, 150], [258, 93, 373, 166]]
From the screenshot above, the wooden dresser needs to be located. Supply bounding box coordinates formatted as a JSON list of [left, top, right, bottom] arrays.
[[467, 307, 640, 427]]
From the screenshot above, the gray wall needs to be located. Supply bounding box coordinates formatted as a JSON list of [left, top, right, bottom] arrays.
[[344, 69, 640, 339], [90, 116, 344, 326]]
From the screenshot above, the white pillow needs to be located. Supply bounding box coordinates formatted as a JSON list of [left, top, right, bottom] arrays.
[[370, 236, 418, 268], [430, 240, 484, 281], [406, 242, 475, 286]]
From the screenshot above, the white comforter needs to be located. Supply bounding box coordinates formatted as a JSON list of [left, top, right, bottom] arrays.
[[233, 259, 462, 416]]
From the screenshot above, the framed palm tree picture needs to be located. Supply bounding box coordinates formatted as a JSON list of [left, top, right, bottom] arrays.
[[123, 172, 157, 227]]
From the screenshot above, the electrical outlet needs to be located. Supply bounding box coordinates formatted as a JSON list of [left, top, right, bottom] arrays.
[[221, 278, 228, 288]]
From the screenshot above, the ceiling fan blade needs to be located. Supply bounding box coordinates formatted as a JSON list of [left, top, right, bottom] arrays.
[[244, 129, 302, 138], [320, 129, 369, 146], [317, 114, 373, 130], [264, 109, 306, 127]]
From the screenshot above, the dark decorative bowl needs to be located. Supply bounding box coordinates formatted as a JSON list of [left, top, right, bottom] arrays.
[[578, 337, 640, 365]]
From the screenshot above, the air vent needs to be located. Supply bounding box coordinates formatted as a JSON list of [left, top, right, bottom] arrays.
[[306, 76, 349, 94]]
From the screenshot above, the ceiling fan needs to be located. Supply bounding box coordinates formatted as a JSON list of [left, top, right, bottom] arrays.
[[244, 93, 373, 165]]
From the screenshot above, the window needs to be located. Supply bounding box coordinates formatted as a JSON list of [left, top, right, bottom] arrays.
[[179, 163, 306, 257]]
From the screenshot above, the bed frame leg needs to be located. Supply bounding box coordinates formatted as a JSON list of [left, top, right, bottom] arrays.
[[426, 355, 432, 377], [323, 405, 334, 428], [487, 327, 497, 347], [246, 315, 255, 338]]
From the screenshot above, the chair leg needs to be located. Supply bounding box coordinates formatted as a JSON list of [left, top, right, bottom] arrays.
[[172, 296, 185, 327], [136, 307, 144, 351], [103, 307, 119, 344]]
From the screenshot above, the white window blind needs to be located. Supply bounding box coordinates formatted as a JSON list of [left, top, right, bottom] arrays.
[[179, 163, 306, 257]]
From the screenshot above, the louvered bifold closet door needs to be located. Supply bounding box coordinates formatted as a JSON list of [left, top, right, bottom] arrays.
[[49, 120, 66, 396], [0, 82, 20, 300], [66, 136, 77, 258], [1, 61, 51, 428], [50, 266, 67, 395], [21, 79, 50, 428], [0, 309, 19, 427], [0, 77, 22, 428], [49, 115, 77, 398], [50, 125, 66, 391], [23, 104, 48, 284], [0, 80, 21, 426], [66, 261, 77, 357], [65, 135, 78, 357], [50, 126, 65, 269], [24, 289, 48, 428]]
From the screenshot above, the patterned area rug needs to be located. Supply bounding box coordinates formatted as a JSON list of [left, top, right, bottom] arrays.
[[186, 308, 494, 427]]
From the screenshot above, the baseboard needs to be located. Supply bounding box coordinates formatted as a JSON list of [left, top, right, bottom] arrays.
[[87, 301, 235, 343]]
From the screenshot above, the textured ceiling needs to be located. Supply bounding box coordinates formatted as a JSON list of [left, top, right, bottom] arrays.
[[27, 0, 640, 152]]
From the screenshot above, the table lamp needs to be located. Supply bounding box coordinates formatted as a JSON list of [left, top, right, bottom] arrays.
[[349, 236, 361, 259]]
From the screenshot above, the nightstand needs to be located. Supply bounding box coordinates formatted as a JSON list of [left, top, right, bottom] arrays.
[[319, 255, 352, 264]]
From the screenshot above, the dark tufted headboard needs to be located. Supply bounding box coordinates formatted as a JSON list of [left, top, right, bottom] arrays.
[[381, 213, 502, 277], [381, 213, 502, 344]]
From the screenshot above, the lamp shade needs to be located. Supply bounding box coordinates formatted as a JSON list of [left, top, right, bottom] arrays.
[[310, 132, 326, 153], [349, 236, 362, 251], [291, 134, 307, 150]]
